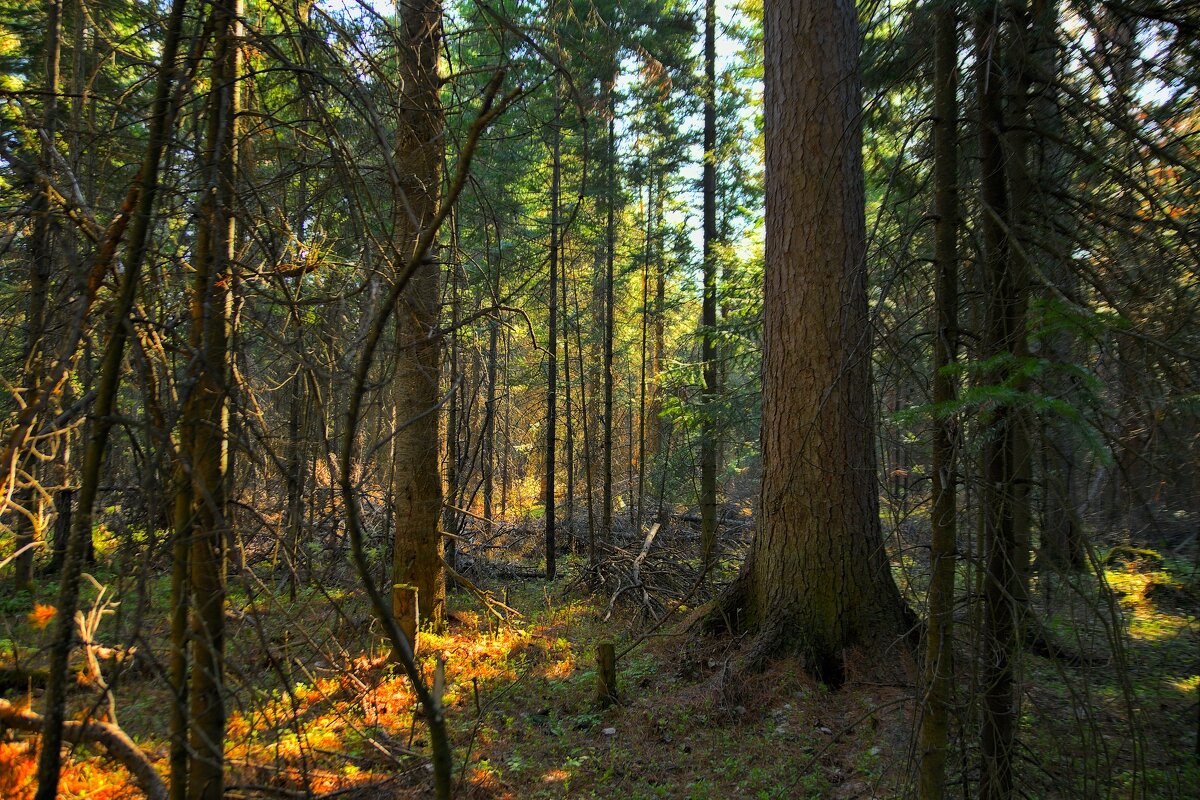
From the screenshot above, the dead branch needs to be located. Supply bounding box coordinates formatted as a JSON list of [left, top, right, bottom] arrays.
[[0, 697, 166, 800]]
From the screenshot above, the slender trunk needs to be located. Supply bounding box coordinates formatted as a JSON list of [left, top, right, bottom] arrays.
[[1026, 0, 1083, 572], [699, 0, 719, 567], [501, 326, 510, 518], [483, 223, 497, 532], [977, 5, 1032, 796], [34, 0, 188, 794], [15, 0, 62, 591], [545, 82, 561, 579], [574, 269, 597, 565], [445, 213, 461, 577], [649, 175, 665, 504], [187, 2, 240, 796], [561, 221, 575, 551], [918, 5, 959, 797], [285, 350, 305, 598], [484, 320, 497, 531], [601, 93, 616, 548], [637, 185, 650, 533], [168, 466, 192, 800]]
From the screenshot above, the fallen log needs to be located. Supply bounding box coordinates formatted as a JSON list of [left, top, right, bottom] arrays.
[[0, 697, 166, 800]]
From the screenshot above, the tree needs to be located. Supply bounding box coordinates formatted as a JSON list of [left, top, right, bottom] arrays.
[[183, 1, 241, 796], [391, 0, 447, 649], [698, 0, 718, 567], [545, 70, 561, 580], [712, 0, 910, 683], [918, 3, 959, 797], [12, 0, 61, 592]]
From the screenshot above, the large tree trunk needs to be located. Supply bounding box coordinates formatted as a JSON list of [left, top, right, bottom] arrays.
[[391, 0, 446, 650], [718, 0, 909, 685]]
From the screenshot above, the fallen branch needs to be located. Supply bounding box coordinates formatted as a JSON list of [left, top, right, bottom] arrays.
[[444, 560, 522, 620], [0, 697, 166, 800]]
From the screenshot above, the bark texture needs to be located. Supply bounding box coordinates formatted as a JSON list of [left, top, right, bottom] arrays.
[[731, 0, 909, 683], [391, 0, 446, 648], [185, 2, 241, 796], [918, 4, 959, 797]]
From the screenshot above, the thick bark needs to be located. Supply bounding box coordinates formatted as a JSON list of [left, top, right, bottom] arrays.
[[699, 0, 719, 567], [720, 0, 909, 684], [391, 0, 446, 648], [918, 4, 959, 798]]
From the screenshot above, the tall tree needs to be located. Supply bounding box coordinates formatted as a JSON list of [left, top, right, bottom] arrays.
[[918, 2, 960, 797], [391, 0, 447, 648], [601, 85, 617, 549], [33, 0, 190, 794], [712, 0, 910, 683], [185, 0, 241, 795], [699, 0, 719, 567], [13, 0, 62, 591], [976, 4, 1032, 796], [545, 73, 561, 579]]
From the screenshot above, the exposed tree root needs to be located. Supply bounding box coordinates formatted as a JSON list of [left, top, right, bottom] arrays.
[[0, 697, 166, 800]]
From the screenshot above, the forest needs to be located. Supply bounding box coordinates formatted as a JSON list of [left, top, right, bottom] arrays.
[[0, 0, 1196, 797]]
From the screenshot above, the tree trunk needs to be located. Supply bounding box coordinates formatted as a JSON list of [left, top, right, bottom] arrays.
[[1025, 0, 1084, 573], [918, 4, 959, 797], [15, 0, 62, 592], [545, 79, 560, 579], [561, 204, 575, 551], [976, 4, 1033, 796], [186, 2, 240, 796], [444, 212, 461, 579], [391, 0, 446, 649], [601, 93, 616, 549], [699, 0, 719, 568], [718, 0, 910, 685], [33, 0, 189, 794], [483, 229, 498, 534]]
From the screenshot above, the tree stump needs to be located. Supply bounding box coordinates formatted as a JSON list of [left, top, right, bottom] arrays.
[[393, 583, 420, 656], [596, 641, 618, 708]]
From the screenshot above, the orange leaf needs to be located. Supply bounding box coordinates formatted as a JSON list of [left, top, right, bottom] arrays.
[[27, 603, 56, 629]]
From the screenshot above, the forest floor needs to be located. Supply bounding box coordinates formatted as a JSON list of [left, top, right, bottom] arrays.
[[1, 522, 1198, 799]]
